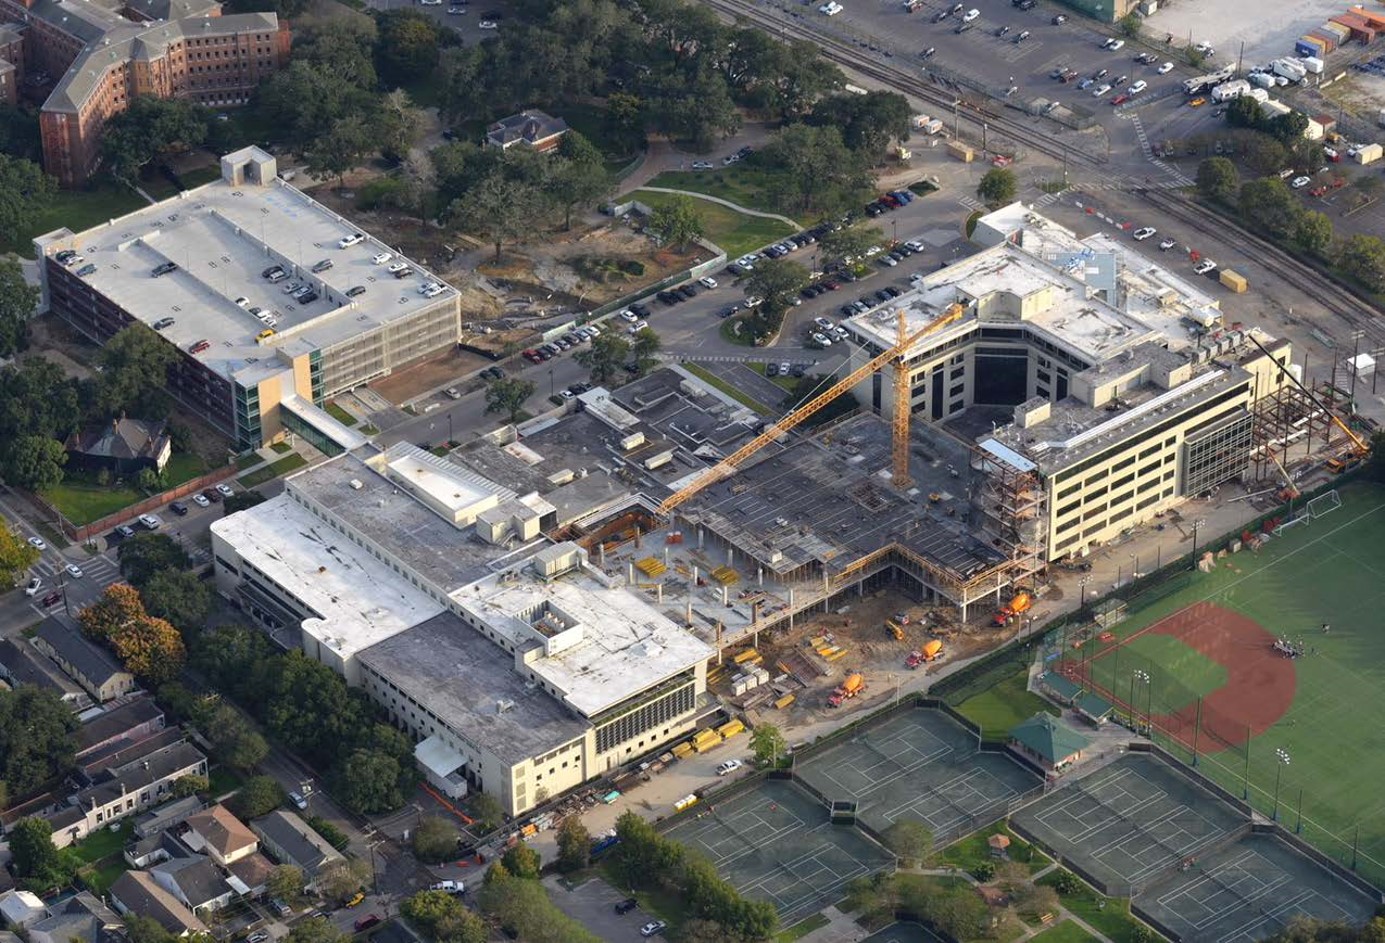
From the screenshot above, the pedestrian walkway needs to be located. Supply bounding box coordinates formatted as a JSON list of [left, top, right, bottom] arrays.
[[634, 185, 800, 228]]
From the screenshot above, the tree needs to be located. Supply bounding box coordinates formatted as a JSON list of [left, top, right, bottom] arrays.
[[375, 11, 441, 87], [648, 195, 706, 251], [1338, 234, 1385, 291], [317, 859, 370, 903], [140, 568, 212, 633], [1116, 12, 1142, 37], [123, 914, 177, 943], [817, 223, 885, 269], [3, 436, 66, 491], [1294, 210, 1334, 256], [744, 258, 809, 316], [195, 702, 269, 770], [977, 167, 1018, 208], [224, 490, 269, 515], [1196, 156, 1240, 203], [172, 774, 209, 798], [9, 817, 69, 889], [447, 171, 547, 261], [1013, 882, 1060, 918], [229, 774, 285, 819], [100, 97, 209, 186], [286, 917, 346, 943], [631, 327, 662, 374], [0, 104, 42, 162], [0, 154, 55, 247], [0, 522, 40, 588], [412, 816, 460, 864], [575, 332, 631, 385], [305, 116, 374, 189], [471, 792, 505, 832], [477, 872, 603, 943], [267, 864, 307, 903], [882, 819, 933, 867], [331, 747, 409, 814], [484, 377, 537, 423], [555, 816, 591, 873], [433, 908, 488, 943], [551, 130, 613, 230], [809, 90, 911, 159], [0, 258, 39, 358], [79, 583, 186, 685], [757, 124, 870, 216], [749, 723, 787, 767], [1224, 96, 1263, 130], [1239, 176, 1302, 241], [1049, 869, 1082, 895], [1242, 135, 1288, 179], [501, 842, 542, 879], [401, 890, 465, 936], [97, 323, 178, 417], [0, 686, 78, 799]]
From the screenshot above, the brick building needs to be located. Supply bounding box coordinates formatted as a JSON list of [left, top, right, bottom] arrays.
[[0, 0, 289, 186]]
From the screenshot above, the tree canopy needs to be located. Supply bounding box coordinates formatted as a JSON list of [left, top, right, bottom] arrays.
[[101, 97, 209, 186], [0, 154, 55, 247], [0, 523, 40, 590], [97, 324, 178, 417], [484, 377, 537, 423], [0, 685, 78, 800], [78, 583, 186, 686], [0, 257, 39, 359], [9, 817, 71, 890], [648, 196, 706, 250], [118, 533, 192, 587], [977, 167, 1018, 208]]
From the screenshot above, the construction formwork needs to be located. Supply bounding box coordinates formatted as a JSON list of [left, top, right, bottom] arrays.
[[971, 446, 1048, 586]]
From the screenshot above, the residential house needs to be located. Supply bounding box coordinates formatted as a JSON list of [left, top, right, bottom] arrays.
[[26, 893, 121, 943], [77, 728, 187, 781], [250, 811, 344, 885], [182, 806, 257, 867], [109, 871, 207, 937], [149, 856, 237, 915], [132, 795, 205, 840], [1007, 713, 1091, 775], [0, 890, 46, 929], [32, 617, 136, 703], [484, 110, 568, 153], [47, 741, 207, 848], [64, 419, 172, 476], [0, 638, 88, 706], [76, 697, 167, 762]]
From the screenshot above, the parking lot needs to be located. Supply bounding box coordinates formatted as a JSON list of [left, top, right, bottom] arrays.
[[541, 874, 667, 942]]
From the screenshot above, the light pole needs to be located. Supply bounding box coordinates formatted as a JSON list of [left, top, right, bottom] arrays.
[[1191, 518, 1207, 557], [1272, 748, 1291, 821], [1131, 669, 1150, 732]]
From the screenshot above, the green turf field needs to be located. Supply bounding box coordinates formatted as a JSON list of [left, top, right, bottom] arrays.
[[1053, 483, 1385, 886]]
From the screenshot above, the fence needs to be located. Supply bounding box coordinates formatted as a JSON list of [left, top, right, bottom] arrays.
[[31, 464, 239, 543]]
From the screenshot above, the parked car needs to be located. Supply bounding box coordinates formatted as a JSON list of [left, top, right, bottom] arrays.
[[640, 922, 668, 938], [216, 483, 235, 498], [25, 577, 42, 596], [65, 564, 83, 579], [170, 501, 189, 516], [26, 536, 45, 550], [1132, 227, 1157, 240], [615, 898, 639, 915], [716, 759, 744, 776]]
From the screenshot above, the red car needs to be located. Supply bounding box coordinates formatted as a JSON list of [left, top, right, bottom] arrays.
[[521, 349, 541, 363], [1110, 93, 1129, 105], [40, 591, 61, 607], [354, 915, 381, 932]]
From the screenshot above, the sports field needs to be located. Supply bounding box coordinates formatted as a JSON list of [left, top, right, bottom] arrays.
[[1053, 484, 1385, 885]]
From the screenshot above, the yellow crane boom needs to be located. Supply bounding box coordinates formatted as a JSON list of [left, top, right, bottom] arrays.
[[659, 303, 965, 515]]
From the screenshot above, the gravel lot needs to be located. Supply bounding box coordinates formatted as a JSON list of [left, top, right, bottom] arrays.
[[1143, 0, 1358, 66]]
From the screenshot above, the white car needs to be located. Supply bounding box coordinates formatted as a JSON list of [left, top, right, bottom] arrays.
[[1106, 39, 1124, 50], [961, 7, 979, 21], [619, 310, 638, 323], [372, 252, 393, 265], [1093, 84, 1112, 97], [429, 881, 464, 894], [234, 296, 250, 308], [811, 332, 833, 347], [1158, 237, 1177, 251], [698, 276, 717, 289], [422, 284, 445, 298], [691, 160, 713, 170], [138, 513, 162, 530], [640, 921, 667, 938], [818, 1, 843, 13], [338, 233, 364, 248], [65, 564, 83, 579], [814, 317, 835, 331], [1128, 80, 1147, 94], [1193, 259, 1217, 275], [629, 320, 649, 334], [1157, 61, 1174, 74], [715, 759, 744, 776], [216, 483, 235, 498], [1291, 176, 1312, 189], [25, 577, 41, 597], [1132, 226, 1157, 240], [478, 18, 498, 27], [388, 262, 409, 274], [27, 536, 46, 550], [1194, 41, 1214, 54], [192, 494, 211, 508]]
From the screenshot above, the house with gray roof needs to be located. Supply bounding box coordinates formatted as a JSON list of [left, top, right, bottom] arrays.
[[32, 617, 135, 703], [26, 893, 121, 943], [109, 871, 207, 936], [250, 811, 343, 885]]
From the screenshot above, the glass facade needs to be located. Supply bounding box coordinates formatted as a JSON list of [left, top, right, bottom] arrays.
[[1182, 412, 1253, 497]]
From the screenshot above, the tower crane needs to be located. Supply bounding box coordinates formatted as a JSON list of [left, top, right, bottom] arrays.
[[658, 303, 966, 515]]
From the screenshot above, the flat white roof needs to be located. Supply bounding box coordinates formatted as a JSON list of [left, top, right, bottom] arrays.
[[211, 494, 444, 659], [455, 570, 714, 718], [382, 442, 513, 518]]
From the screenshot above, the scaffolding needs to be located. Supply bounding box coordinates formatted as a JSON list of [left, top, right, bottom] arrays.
[[971, 446, 1048, 587], [1248, 383, 1337, 486]]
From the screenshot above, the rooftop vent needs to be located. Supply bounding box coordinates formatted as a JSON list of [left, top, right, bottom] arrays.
[[348, 479, 364, 490], [496, 699, 515, 714]]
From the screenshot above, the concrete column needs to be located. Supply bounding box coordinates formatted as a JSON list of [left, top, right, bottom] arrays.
[[727, 546, 734, 565], [758, 567, 763, 587], [788, 587, 796, 632], [722, 585, 728, 606], [627, 562, 634, 585], [698, 527, 704, 549]]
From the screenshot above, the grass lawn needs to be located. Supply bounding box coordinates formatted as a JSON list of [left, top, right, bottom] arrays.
[[956, 670, 1056, 742], [1037, 873, 1145, 943], [239, 453, 308, 488], [208, 765, 247, 799], [1051, 483, 1385, 884], [1, 183, 147, 258], [720, 316, 757, 347], [270, 441, 294, 454], [631, 188, 796, 258], [236, 451, 266, 471], [72, 820, 133, 863], [644, 167, 811, 226], [79, 855, 129, 894], [937, 822, 1049, 876], [597, 864, 690, 928], [325, 401, 359, 427], [41, 452, 207, 526], [360, 423, 380, 436], [775, 913, 830, 942], [681, 363, 770, 415], [1028, 920, 1100, 943]]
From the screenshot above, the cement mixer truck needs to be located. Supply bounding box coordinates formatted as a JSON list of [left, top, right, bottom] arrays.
[[992, 591, 1033, 626], [827, 673, 866, 707], [906, 640, 944, 669]]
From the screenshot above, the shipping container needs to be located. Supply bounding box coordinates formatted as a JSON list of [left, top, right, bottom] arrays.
[[1220, 270, 1248, 293], [1331, 13, 1376, 42], [923, 118, 944, 135], [1297, 36, 1327, 58], [1355, 142, 1383, 163], [1320, 20, 1351, 42], [1308, 29, 1339, 53], [1302, 55, 1325, 74], [947, 141, 974, 162]]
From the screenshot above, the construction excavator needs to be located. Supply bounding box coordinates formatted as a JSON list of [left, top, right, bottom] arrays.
[[658, 303, 966, 515]]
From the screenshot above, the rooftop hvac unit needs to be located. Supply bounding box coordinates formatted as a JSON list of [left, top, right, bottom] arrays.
[[349, 479, 364, 490], [496, 699, 515, 713]]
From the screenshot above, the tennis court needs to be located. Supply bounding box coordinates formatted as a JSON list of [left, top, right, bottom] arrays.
[[1011, 752, 1246, 891], [1137, 831, 1377, 943], [662, 777, 895, 926], [795, 708, 1042, 841]]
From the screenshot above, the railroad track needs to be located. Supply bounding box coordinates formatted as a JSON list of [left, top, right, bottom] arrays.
[[702, 0, 1103, 168], [1138, 187, 1385, 353]]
